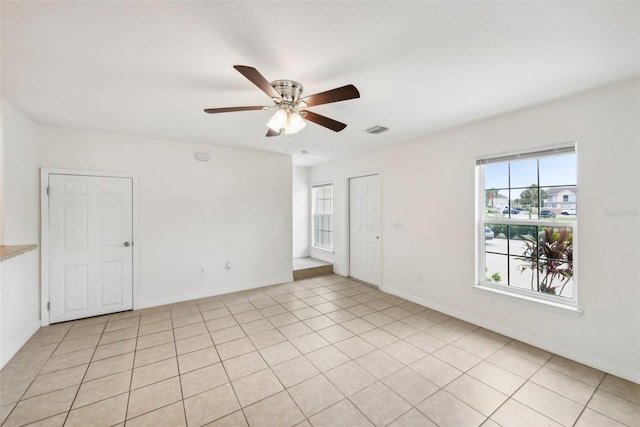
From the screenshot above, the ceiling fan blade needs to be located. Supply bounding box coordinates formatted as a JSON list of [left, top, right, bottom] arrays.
[[204, 106, 266, 114], [266, 128, 281, 137], [233, 65, 280, 99], [300, 84, 360, 107], [301, 110, 347, 132]]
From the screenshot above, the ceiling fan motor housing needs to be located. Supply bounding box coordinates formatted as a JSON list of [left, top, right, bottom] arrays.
[[271, 80, 304, 106]]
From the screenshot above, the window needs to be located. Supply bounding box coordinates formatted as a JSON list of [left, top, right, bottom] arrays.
[[478, 146, 577, 303], [313, 184, 333, 250]]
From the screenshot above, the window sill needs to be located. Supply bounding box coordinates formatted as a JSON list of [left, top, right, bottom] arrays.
[[311, 246, 334, 254], [473, 283, 582, 318]]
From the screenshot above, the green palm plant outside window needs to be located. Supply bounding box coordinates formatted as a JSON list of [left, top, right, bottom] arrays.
[[516, 227, 573, 295]]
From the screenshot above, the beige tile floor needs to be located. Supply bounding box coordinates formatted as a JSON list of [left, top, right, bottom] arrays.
[[1, 274, 639, 427]]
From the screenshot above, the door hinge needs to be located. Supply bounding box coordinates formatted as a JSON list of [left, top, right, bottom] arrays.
[[46, 187, 50, 196], [47, 302, 50, 310]]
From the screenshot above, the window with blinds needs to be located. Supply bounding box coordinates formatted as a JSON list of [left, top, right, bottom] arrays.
[[477, 144, 577, 303]]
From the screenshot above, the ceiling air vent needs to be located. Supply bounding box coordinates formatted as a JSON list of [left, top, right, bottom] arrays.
[[365, 125, 389, 135]]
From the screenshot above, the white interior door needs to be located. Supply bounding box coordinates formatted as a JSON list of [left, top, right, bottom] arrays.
[[49, 174, 133, 323], [349, 174, 381, 286]]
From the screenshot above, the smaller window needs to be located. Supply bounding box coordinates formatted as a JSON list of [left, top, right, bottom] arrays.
[[313, 184, 333, 250]]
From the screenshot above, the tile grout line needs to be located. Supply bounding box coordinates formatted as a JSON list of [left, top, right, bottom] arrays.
[[121, 313, 141, 425], [483, 355, 556, 426], [172, 304, 200, 426], [210, 300, 252, 426], [126, 309, 199, 422], [61, 318, 109, 426], [569, 374, 621, 427], [1, 323, 73, 424], [195, 300, 252, 426], [0, 322, 78, 427], [244, 335, 309, 425]]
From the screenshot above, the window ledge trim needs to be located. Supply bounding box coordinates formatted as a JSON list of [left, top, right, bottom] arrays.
[[473, 283, 582, 318], [312, 246, 334, 254], [483, 218, 577, 227]]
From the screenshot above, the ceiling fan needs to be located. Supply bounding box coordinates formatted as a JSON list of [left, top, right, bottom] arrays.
[[204, 65, 360, 136]]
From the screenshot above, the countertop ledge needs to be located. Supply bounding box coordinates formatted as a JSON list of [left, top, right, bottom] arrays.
[[0, 244, 38, 262]]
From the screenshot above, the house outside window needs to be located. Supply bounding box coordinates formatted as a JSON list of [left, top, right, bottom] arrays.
[[312, 184, 333, 250], [478, 146, 577, 304], [546, 188, 577, 211]]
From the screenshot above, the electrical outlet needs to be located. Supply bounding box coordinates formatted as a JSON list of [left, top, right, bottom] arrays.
[[417, 272, 423, 282], [200, 267, 205, 274], [225, 261, 232, 272]]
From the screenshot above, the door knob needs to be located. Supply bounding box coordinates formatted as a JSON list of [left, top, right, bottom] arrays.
[[123, 241, 131, 247]]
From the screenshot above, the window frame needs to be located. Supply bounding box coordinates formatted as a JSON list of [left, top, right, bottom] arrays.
[[475, 144, 579, 310], [312, 183, 334, 251]]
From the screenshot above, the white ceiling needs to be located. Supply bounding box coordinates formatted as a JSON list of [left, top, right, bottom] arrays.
[[2, 1, 639, 166]]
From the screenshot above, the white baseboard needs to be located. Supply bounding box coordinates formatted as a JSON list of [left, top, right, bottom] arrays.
[[384, 285, 640, 384], [136, 275, 294, 310], [0, 320, 41, 369]]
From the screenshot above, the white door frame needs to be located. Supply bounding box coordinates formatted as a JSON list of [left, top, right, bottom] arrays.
[[346, 171, 382, 289], [40, 168, 139, 326]]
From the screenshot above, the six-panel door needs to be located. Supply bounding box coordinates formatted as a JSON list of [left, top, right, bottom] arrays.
[[49, 174, 133, 323]]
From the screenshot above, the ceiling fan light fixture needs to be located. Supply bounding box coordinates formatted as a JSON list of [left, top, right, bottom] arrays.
[[266, 108, 288, 132], [267, 107, 306, 135], [284, 111, 306, 134]]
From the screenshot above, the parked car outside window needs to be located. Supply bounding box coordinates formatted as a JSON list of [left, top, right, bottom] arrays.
[[502, 207, 519, 214], [485, 227, 494, 240], [540, 209, 556, 218]]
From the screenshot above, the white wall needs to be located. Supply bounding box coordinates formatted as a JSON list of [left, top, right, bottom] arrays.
[[39, 126, 293, 309], [1, 102, 42, 367], [310, 78, 640, 382], [292, 166, 310, 259]]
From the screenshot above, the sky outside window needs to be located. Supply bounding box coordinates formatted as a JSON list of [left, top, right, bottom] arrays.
[[485, 153, 576, 196]]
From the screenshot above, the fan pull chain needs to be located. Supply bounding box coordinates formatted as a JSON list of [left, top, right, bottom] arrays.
[[284, 137, 293, 153]]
